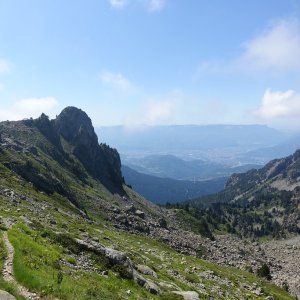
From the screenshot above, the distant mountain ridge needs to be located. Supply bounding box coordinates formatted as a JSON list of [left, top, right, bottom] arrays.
[[122, 165, 227, 204], [187, 149, 300, 237], [240, 133, 300, 164], [123, 154, 261, 181], [98, 124, 287, 157], [0, 107, 296, 299]]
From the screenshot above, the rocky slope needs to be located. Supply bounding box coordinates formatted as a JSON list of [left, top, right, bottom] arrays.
[[0, 107, 295, 299], [184, 149, 300, 297], [188, 149, 300, 237]]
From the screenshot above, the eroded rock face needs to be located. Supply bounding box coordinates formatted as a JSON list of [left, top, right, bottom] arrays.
[[54, 107, 124, 192], [0, 107, 124, 196], [55, 107, 98, 150]]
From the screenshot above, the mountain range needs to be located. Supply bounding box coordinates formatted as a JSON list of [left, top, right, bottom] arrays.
[[98, 124, 289, 165], [0, 107, 297, 299], [122, 154, 261, 180], [122, 165, 227, 204]]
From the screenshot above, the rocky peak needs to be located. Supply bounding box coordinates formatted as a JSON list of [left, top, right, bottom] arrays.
[[54, 107, 123, 192], [54, 106, 99, 149]]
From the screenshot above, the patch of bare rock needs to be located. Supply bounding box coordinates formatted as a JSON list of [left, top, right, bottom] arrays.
[[106, 201, 300, 298]]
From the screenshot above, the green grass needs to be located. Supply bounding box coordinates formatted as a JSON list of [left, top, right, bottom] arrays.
[[0, 230, 26, 300], [1, 208, 294, 300], [8, 224, 163, 299], [0, 141, 294, 300]]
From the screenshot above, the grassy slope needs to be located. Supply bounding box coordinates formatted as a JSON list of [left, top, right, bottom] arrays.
[[0, 177, 293, 300], [0, 231, 26, 300], [0, 124, 294, 299]]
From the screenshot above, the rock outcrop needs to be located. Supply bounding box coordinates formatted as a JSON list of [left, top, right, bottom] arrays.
[[54, 107, 124, 192]]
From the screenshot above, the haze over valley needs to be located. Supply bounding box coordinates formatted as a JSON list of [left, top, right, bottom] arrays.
[[0, 1, 299, 299]]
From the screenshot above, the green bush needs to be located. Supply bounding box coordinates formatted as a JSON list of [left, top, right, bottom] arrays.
[[257, 263, 271, 280], [196, 245, 207, 258]]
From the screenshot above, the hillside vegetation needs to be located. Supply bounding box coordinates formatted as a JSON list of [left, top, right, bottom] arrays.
[[0, 107, 294, 299], [187, 149, 300, 238]]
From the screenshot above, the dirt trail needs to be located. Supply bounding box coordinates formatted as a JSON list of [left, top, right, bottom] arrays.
[[2, 230, 40, 300]]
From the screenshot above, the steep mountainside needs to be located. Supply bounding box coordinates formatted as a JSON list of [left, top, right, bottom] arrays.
[[173, 150, 300, 297], [188, 149, 300, 238], [0, 107, 294, 299], [122, 165, 227, 204], [190, 150, 300, 237]]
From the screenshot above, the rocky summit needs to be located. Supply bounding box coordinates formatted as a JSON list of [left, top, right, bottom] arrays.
[[0, 107, 296, 299]]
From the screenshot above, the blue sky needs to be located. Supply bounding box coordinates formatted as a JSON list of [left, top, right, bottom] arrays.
[[0, 0, 300, 129]]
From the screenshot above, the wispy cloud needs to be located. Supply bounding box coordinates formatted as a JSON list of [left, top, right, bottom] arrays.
[[144, 101, 173, 123], [255, 89, 300, 119], [146, 0, 166, 12], [99, 71, 137, 92], [123, 90, 183, 128], [0, 59, 13, 74], [238, 18, 300, 72], [0, 97, 60, 121], [108, 0, 166, 12], [200, 18, 300, 75], [109, 0, 128, 9]]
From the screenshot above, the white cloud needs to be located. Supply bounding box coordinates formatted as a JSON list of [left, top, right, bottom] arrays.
[[99, 71, 136, 92], [0, 97, 59, 121], [144, 101, 173, 123], [123, 90, 184, 128], [146, 0, 166, 12], [238, 19, 300, 72], [0, 59, 13, 74], [199, 18, 300, 74], [109, 0, 128, 9], [255, 89, 300, 119]]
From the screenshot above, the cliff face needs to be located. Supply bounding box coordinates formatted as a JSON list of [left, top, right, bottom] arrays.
[[0, 107, 124, 197], [54, 107, 123, 192]]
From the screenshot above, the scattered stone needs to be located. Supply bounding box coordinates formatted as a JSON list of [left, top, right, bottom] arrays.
[[135, 210, 145, 219], [49, 219, 57, 225]]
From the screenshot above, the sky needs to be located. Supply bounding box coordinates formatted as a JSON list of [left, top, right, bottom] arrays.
[[1, 0, 300, 130]]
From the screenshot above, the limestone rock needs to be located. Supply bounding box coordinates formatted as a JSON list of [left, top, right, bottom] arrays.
[[144, 280, 160, 294], [137, 264, 157, 277], [0, 290, 16, 300], [173, 291, 200, 300], [105, 248, 127, 265]]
